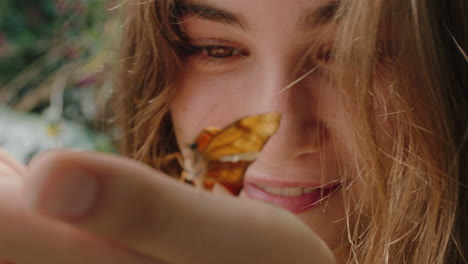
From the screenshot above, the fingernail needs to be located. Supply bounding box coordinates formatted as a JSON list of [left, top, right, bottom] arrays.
[[35, 170, 98, 218]]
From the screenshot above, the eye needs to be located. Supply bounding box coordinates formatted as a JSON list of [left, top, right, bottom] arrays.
[[181, 41, 249, 73], [201, 46, 237, 58], [188, 45, 246, 59], [315, 46, 334, 63], [316, 49, 332, 63]]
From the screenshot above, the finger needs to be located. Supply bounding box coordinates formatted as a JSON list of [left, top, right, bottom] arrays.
[[0, 149, 25, 179], [0, 178, 164, 264], [25, 151, 335, 264]]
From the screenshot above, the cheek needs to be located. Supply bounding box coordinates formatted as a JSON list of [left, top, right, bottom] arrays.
[[313, 85, 357, 165]]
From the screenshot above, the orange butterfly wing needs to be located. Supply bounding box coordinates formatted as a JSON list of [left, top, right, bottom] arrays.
[[202, 113, 281, 160], [192, 127, 221, 151], [204, 161, 251, 194], [191, 113, 281, 195]]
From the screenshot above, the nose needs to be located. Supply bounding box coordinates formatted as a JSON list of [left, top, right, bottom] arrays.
[[243, 55, 327, 165]]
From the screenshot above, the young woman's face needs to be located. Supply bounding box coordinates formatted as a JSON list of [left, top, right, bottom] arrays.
[[171, 0, 353, 256]]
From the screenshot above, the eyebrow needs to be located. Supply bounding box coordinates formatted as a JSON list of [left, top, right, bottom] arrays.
[[175, 0, 340, 31], [300, 0, 341, 28], [175, 1, 248, 30]]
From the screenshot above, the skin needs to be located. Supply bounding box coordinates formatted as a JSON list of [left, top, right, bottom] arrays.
[[171, 0, 352, 259]]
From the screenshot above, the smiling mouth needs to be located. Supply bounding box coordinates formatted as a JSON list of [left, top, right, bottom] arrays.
[[243, 182, 342, 214], [253, 184, 323, 196]]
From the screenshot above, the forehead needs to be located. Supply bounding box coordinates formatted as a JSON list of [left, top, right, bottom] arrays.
[[177, 0, 339, 33]]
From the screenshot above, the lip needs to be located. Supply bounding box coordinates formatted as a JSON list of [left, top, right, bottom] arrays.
[[245, 177, 337, 188], [243, 181, 341, 214]]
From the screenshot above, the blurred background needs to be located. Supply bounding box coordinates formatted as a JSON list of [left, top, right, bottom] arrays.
[[0, 0, 119, 163]]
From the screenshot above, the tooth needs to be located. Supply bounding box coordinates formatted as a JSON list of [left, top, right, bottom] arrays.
[[303, 188, 316, 194], [264, 186, 283, 195], [256, 184, 321, 196], [282, 187, 304, 197], [254, 184, 266, 190]]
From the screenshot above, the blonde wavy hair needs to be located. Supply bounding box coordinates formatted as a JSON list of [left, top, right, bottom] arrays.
[[112, 0, 467, 263]]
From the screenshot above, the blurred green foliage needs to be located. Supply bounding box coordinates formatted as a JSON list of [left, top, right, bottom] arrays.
[[0, 0, 111, 85], [0, 0, 119, 160], [0, 0, 118, 121], [0, 0, 57, 83]]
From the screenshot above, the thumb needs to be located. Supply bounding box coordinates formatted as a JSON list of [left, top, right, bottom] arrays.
[[25, 150, 335, 264]]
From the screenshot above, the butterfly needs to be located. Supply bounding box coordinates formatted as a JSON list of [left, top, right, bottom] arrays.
[[182, 113, 281, 195]]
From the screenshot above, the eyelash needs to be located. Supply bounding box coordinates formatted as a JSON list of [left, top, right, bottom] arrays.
[[185, 45, 248, 60], [315, 49, 333, 63], [185, 45, 334, 64]]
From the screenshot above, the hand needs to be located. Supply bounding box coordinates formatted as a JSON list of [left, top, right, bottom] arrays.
[[5, 150, 336, 263], [0, 150, 160, 264]]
